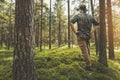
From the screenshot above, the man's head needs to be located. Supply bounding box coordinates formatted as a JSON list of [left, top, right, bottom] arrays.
[[78, 5, 87, 13]]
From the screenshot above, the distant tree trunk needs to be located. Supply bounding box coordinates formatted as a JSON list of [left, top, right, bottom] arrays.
[[49, 0, 52, 49], [99, 0, 108, 67], [58, 17, 61, 47], [90, 0, 99, 55], [34, 3, 39, 47], [35, 24, 37, 46], [68, 0, 70, 48], [13, 0, 35, 80], [35, 20, 40, 47], [107, 0, 115, 59], [8, 0, 12, 50], [53, 27, 56, 44], [40, 0, 43, 51], [64, 28, 67, 44], [0, 22, 3, 47]]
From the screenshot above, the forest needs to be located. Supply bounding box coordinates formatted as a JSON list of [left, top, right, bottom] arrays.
[[0, 0, 120, 80]]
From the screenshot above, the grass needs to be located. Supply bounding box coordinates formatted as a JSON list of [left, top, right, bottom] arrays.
[[0, 49, 13, 80], [0, 45, 120, 80]]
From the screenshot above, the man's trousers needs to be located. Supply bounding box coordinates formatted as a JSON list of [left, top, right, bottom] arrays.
[[77, 37, 91, 67]]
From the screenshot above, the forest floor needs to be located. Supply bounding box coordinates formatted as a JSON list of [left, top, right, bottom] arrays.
[[0, 45, 120, 80]]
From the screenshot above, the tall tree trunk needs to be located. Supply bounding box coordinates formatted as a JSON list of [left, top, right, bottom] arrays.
[[58, 18, 61, 48], [64, 28, 67, 44], [40, 0, 43, 51], [90, 0, 99, 55], [13, 0, 35, 80], [68, 0, 70, 48], [107, 0, 115, 59], [8, 0, 12, 50], [34, 2, 39, 47], [53, 27, 56, 44], [49, 0, 52, 49], [0, 22, 3, 47], [35, 21, 40, 47], [99, 0, 108, 67]]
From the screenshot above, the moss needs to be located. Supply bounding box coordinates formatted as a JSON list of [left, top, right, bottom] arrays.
[[0, 65, 12, 80], [0, 46, 120, 80]]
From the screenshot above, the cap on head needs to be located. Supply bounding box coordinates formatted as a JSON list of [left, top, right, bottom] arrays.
[[79, 5, 87, 12]]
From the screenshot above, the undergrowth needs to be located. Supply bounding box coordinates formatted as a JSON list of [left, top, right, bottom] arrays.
[[0, 46, 120, 80]]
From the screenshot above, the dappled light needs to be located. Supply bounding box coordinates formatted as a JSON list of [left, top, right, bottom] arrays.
[[0, 0, 120, 80]]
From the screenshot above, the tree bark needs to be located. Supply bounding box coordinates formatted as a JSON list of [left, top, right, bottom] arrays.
[[58, 18, 61, 48], [99, 0, 108, 67], [0, 22, 3, 47], [13, 0, 35, 80], [8, 0, 12, 50], [68, 0, 71, 48], [107, 0, 115, 59], [90, 0, 99, 55], [49, 0, 52, 49], [40, 0, 43, 51]]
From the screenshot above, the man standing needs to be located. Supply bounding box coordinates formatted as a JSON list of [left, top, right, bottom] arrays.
[[70, 5, 99, 70]]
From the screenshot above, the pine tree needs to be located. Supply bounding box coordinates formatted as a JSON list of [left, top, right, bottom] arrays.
[[13, 0, 35, 80], [99, 0, 108, 67], [107, 0, 115, 59]]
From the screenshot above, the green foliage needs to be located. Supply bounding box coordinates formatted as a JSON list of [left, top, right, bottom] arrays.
[[0, 49, 13, 80], [0, 46, 120, 80], [35, 47, 120, 80], [0, 0, 4, 3]]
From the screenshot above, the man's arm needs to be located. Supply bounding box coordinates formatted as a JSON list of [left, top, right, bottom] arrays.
[[70, 23, 77, 34], [70, 14, 78, 34], [91, 17, 100, 33]]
